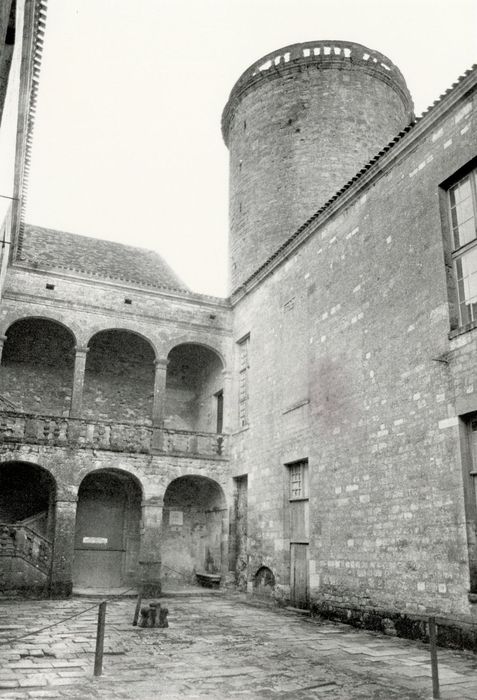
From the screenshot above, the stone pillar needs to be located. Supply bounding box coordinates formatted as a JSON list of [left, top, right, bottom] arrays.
[[69, 346, 89, 419], [0, 334, 7, 364], [221, 369, 232, 434], [50, 497, 77, 598], [139, 497, 163, 596], [151, 359, 168, 451]]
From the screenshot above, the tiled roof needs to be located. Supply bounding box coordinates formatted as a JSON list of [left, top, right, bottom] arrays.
[[18, 224, 189, 291]]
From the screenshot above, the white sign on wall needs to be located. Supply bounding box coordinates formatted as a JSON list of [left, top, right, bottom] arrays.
[[169, 510, 183, 526], [82, 537, 108, 544]]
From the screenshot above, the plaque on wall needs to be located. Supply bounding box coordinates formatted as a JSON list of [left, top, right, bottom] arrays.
[[169, 510, 183, 526], [82, 536, 108, 544]]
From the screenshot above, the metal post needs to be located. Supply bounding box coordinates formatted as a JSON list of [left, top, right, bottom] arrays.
[[132, 594, 142, 626], [94, 601, 107, 677], [429, 616, 440, 699]]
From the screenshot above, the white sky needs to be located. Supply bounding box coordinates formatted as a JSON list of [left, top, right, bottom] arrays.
[[24, 0, 476, 297]]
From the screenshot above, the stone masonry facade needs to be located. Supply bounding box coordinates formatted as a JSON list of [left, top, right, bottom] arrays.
[[2, 14, 477, 650]]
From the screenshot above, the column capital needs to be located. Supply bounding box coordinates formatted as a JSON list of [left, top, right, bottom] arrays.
[[75, 346, 89, 354], [154, 358, 169, 370], [221, 369, 232, 379], [0, 335, 7, 344]]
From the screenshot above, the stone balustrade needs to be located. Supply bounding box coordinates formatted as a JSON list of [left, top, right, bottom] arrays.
[[0, 411, 228, 459], [0, 523, 52, 575]]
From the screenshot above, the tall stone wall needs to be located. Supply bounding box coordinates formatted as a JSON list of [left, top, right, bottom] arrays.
[[230, 87, 477, 626]]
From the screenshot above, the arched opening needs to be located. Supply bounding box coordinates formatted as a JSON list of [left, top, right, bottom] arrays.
[[162, 476, 226, 586], [0, 461, 56, 594], [73, 469, 142, 589], [165, 344, 224, 432], [0, 318, 75, 415], [253, 566, 275, 598], [83, 330, 155, 424]]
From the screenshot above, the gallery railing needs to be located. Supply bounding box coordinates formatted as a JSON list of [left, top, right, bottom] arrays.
[[0, 411, 228, 459]]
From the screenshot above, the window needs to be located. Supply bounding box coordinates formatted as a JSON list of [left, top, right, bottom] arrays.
[[461, 415, 477, 596], [467, 418, 477, 511], [237, 335, 250, 427], [287, 460, 308, 500], [449, 168, 477, 325], [215, 390, 223, 434]]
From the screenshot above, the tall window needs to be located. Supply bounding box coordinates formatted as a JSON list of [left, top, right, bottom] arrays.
[[238, 335, 250, 428], [288, 460, 308, 500], [461, 416, 477, 595], [449, 168, 477, 325]]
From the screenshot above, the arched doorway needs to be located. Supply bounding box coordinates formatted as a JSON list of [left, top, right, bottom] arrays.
[[0, 461, 56, 594], [162, 476, 226, 586], [73, 469, 142, 589]]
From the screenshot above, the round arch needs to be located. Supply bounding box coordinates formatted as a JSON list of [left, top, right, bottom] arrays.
[[0, 317, 76, 415], [162, 475, 227, 587], [165, 339, 226, 369], [0, 460, 56, 537], [73, 468, 143, 589], [165, 343, 225, 433], [2, 314, 79, 346], [83, 329, 157, 425], [86, 327, 158, 360]]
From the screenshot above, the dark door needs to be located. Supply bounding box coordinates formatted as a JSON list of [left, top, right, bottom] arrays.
[[73, 475, 126, 588], [290, 543, 308, 608]]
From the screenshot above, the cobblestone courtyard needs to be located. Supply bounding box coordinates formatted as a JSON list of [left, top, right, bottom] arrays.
[[0, 593, 477, 699]]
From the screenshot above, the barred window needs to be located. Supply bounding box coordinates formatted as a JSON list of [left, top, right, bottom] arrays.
[[238, 335, 250, 427], [288, 460, 308, 500], [450, 169, 477, 325]]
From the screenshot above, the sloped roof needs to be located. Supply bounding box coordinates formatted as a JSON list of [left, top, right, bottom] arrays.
[[18, 224, 189, 291]]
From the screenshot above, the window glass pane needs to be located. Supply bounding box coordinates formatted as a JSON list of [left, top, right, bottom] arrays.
[[451, 176, 471, 204], [460, 302, 471, 325], [450, 175, 476, 249], [457, 248, 477, 323]]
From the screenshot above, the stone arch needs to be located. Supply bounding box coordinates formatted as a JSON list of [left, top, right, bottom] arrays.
[[1, 313, 79, 345], [83, 329, 157, 424], [165, 343, 225, 432], [73, 468, 143, 589], [0, 461, 57, 596], [253, 566, 276, 598], [164, 337, 227, 369], [162, 475, 227, 587], [85, 327, 158, 359], [1, 317, 76, 415]]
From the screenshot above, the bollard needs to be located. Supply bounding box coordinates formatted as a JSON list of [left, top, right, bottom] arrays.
[[132, 595, 142, 626], [428, 616, 440, 699], [94, 601, 107, 677]]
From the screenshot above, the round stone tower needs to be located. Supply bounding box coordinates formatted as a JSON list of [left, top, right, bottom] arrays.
[[222, 41, 414, 290]]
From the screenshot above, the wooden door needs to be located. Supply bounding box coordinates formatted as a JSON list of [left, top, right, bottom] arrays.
[[73, 481, 126, 588], [290, 543, 308, 608]]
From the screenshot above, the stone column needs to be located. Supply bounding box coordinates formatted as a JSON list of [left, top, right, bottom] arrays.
[[50, 497, 77, 598], [0, 334, 7, 364], [69, 346, 89, 419], [221, 369, 232, 434], [151, 359, 168, 451], [139, 496, 163, 596]]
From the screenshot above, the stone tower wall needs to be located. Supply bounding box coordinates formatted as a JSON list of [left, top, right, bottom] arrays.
[[223, 41, 414, 290]]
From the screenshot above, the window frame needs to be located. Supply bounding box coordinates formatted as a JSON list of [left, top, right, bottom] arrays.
[[445, 163, 477, 329], [286, 459, 309, 501], [237, 334, 250, 429]]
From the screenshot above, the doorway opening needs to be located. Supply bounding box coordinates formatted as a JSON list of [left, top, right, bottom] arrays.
[[162, 475, 226, 587], [0, 461, 56, 593], [73, 469, 141, 589]]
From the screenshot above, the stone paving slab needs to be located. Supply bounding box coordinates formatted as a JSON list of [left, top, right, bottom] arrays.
[[0, 595, 476, 698]]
